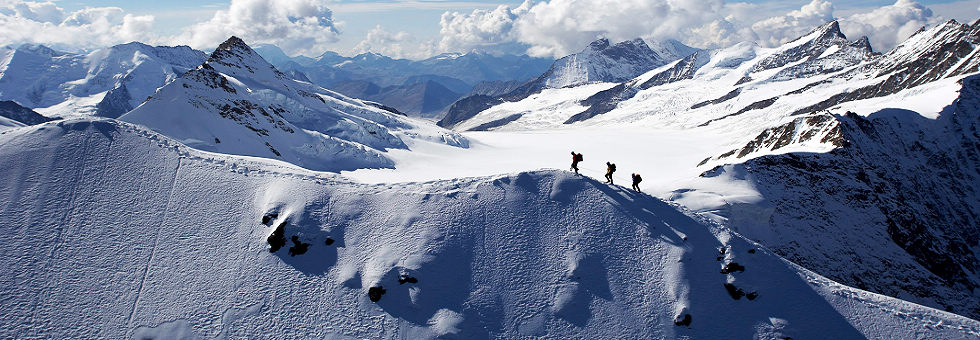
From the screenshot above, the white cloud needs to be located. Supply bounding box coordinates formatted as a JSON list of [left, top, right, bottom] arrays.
[[435, 0, 952, 58], [438, 3, 526, 54], [175, 0, 340, 56], [0, 1, 157, 50], [751, 0, 835, 47], [439, 0, 728, 58], [0, 0, 965, 60], [838, 0, 937, 52], [353, 25, 437, 60]]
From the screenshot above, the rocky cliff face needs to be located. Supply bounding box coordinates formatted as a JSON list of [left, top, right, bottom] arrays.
[[791, 19, 980, 116], [0, 100, 54, 125]]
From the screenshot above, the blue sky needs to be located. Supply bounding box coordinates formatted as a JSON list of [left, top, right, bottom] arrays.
[[5, 0, 980, 58]]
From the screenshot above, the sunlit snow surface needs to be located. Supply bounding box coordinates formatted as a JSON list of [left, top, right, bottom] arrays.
[[0, 119, 977, 338], [346, 76, 961, 215]]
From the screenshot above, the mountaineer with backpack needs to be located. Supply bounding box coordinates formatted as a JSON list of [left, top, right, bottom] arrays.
[[570, 151, 583, 174], [605, 162, 616, 184], [631, 173, 642, 192]]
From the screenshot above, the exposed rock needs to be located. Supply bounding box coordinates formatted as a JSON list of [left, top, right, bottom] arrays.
[[368, 286, 386, 302], [288, 236, 310, 256], [721, 262, 746, 274], [674, 313, 692, 326], [0, 100, 53, 125], [267, 221, 287, 253]]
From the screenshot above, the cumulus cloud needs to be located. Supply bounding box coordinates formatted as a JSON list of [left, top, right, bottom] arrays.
[[838, 0, 938, 52], [176, 0, 340, 56], [0, 1, 157, 50], [439, 0, 728, 58], [352, 25, 437, 60], [751, 0, 835, 47], [436, 0, 949, 58], [438, 4, 526, 54]]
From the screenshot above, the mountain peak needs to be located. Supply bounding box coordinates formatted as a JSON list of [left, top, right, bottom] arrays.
[[208, 36, 259, 64], [216, 36, 248, 52], [850, 36, 873, 52], [812, 20, 846, 42], [199, 36, 289, 84], [15, 43, 60, 57], [587, 38, 611, 50]]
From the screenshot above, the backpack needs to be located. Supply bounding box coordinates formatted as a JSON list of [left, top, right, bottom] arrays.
[[609, 163, 616, 172], [575, 153, 583, 162]]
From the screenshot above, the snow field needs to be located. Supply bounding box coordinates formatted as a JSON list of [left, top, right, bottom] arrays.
[[0, 119, 977, 338]]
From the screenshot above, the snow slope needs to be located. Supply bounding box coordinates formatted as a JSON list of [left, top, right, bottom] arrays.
[[361, 19, 980, 320], [679, 74, 980, 320], [120, 37, 467, 172], [0, 42, 206, 118], [0, 118, 977, 338]]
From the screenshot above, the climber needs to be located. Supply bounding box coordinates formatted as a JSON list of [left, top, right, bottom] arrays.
[[570, 151, 583, 174], [632, 173, 642, 192], [605, 162, 616, 184]]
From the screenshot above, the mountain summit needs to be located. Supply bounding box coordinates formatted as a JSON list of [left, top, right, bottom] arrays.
[[438, 37, 696, 128], [120, 36, 467, 172], [541, 37, 696, 89]]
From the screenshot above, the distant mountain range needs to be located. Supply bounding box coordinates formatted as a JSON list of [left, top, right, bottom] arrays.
[[0, 42, 206, 119], [254, 45, 554, 118], [0, 42, 554, 121], [440, 37, 698, 128], [118, 37, 467, 172]]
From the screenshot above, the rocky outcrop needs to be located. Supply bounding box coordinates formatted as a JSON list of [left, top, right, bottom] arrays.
[[0, 100, 54, 125]]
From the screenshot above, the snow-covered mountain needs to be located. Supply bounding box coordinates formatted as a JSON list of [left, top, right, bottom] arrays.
[[438, 38, 697, 128], [0, 42, 206, 118], [1, 117, 978, 338], [256, 45, 552, 92], [120, 37, 466, 172], [540, 38, 697, 89], [253, 46, 552, 119], [687, 75, 980, 320], [439, 19, 980, 320]]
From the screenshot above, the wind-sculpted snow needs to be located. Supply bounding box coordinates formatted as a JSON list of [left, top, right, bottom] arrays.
[[0, 42, 206, 118], [0, 119, 977, 338], [121, 36, 467, 172]]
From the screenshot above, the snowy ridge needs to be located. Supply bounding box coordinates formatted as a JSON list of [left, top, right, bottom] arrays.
[[0, 118, 977, 338], [120, 36, 467, 172], [0, 42, 206, 118]]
